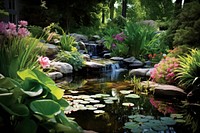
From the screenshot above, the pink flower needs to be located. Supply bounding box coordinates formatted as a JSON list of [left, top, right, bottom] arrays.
[[0, 22, 8, 34], [18, 28, 30, 37], [19, 20, 28, 27], [8, 22, 16, 30], [38, 56, 50, 69]]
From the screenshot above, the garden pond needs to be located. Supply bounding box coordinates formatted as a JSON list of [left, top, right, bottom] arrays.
[[56, 70, 200, 133]]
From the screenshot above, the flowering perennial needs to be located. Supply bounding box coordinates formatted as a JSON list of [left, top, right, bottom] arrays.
[[150, 57, 180, 84], [38, 56, 51, 69], [0, 20, 30, 38]]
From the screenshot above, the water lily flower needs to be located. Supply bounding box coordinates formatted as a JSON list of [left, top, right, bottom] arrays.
[[38, 56, 50, 68]]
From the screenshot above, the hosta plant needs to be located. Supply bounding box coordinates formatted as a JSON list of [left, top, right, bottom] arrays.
[[0, 69, 83, 133]]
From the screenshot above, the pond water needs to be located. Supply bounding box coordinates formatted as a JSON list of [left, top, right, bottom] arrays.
[[57, 70, 199, 133]]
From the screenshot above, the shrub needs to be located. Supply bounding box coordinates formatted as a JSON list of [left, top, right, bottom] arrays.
[[150, 57, 180, 84], [55, 51, 85, 71], [28, 25, 44, 38], [124, 21, 156, 58]]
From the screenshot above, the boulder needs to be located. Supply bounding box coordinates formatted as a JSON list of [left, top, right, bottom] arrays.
[[145, 68, 154, 77], [129, 68, 150, 77], [44, 43, 59, 57], [103, 53, 111, 59], [123, 57, 136, 63], [70, 33, 88, 42], [0, 73, 4, 79], [129, 59, 144, 68], [84, 61, 105, 68], [154, 84, 186, 99], [110, 57, 124, 61], [48, 72, 63, 80], [51, 62, 73, 74]]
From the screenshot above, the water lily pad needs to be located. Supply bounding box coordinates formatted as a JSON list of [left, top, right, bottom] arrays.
[[106, 97, 118, 100], [94, 104, 106, 108], [120, 90, 133, 94], [69, 90, 79, 93], [170, 114, 184, 119], [85, 105, 97, 110], [104, 100, 114, 104], [134, 117, 149, 123], [122, 102, 134, 107], [90, 100, 100, 103], [124, 122, 138, 129], [95, 94, 110, 98], [128, 114, 145, 119], [160, 117, 176, 125], [94, 110, 105, 114], [152, 125, 168, 131], [125, 94, 140, 99], [175, 119, 186, 123], [79, 101, 90, 104], [84, 98, 95, 101]]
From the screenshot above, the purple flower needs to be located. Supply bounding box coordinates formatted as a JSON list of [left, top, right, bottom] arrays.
[[19, 20, 28, 27]]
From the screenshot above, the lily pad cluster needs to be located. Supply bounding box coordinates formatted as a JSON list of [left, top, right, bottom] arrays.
[[124, 114, 176, 133]]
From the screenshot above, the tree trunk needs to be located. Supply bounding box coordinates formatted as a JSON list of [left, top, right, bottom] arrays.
[[122, 0, 127, 18], [109, 0, 115, 19]]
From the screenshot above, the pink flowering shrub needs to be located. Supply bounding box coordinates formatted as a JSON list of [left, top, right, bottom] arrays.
[[150, 97, 176, 115], [38, 56, 51, 69], [0, 20, 30, 38], [150, 57, 180, 84], [113, 32, 126, 42]]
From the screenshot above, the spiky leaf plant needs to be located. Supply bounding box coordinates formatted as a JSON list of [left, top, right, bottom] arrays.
[[175, 49, 200, 89]]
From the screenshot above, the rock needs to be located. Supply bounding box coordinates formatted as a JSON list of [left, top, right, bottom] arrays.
[[129, 68, 150, 77], [48, 72, 63, 80], [0, 73, 4, 79], [82, 54, 90, 61], [44, 43, 59, 57], [96, 38, 105, 45], [84, 61, 105, 68], [70, 33, 88, 42], [123, 57, 136, 63], [110, 57, 124, 61], [129, 60, 144, 68], [91, 35, 101, 41], [154, 84, 186, 99], [77, 41, 86, 50], [51, 62, 73, 74], [103, 53, 111, 59]]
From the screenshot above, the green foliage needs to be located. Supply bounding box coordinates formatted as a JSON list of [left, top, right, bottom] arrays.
[[0, 37, 44, 78], [175, 49, 200, 89], [124, 21, 156, 58], [167, 45, 190, 58], [142, 32, 169, 64], [28, 25, 44, 38], [56, 51, 85, 71], [0, 69, 83, 133], [60, 31, 76, 51], [165, 1, 200, 48]]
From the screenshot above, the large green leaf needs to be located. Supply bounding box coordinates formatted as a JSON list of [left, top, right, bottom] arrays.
[[30, 99, 61, 118], [17, 69, 64, 99], [0, 103, 29, 116], [15, 119, 38, 133], [55, 112, 83, 133], [17, 69, 38, 81], [56, 98, 69, 110]]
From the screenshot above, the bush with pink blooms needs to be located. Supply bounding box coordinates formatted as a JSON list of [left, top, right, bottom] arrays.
[[150, 57, 180, 84], [0, 20, 30, 38]]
